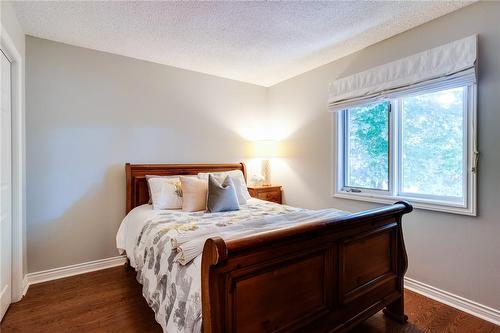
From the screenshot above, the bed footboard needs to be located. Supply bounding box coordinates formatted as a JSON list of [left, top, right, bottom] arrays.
[[201, 202, 412, 333]]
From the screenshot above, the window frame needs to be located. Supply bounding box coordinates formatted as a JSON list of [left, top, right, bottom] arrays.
[[333, 83, 477, 216], [342, 100, 393, 194]]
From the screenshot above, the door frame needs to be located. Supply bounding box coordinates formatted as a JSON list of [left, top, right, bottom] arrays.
[[1, 22, 26, 302]]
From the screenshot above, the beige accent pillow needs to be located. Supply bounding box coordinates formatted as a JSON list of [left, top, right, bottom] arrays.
[[180, 176, 208, 212]]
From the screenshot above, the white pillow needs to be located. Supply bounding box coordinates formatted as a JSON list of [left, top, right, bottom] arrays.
[[147, 177, 183, 210], [145, 175, 184, 204], [181, 176, 208, 212], [198, 170, 250, 204]]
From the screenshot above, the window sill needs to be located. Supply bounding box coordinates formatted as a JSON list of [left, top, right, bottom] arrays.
[[333, 192, 476, 216]]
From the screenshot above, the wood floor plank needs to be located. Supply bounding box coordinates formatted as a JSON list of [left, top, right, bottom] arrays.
[[1, 267, 162, 333], [1, 266, 498, 332]]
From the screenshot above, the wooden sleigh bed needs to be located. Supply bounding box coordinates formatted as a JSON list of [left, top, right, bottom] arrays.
[[125, 163, 413, 333]]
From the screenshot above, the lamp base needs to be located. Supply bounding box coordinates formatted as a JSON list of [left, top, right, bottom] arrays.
[[261, 159, 271, 186]]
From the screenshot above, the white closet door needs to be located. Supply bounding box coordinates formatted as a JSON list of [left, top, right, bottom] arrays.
[[0, 49, 12, 321]]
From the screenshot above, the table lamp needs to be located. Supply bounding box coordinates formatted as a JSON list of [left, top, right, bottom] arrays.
[[253, 140, 278, 186]]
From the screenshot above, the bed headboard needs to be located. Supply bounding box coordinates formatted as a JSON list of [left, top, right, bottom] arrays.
[[125, 163, 247, 214]]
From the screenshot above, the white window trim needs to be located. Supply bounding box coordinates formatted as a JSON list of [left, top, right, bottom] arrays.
[[1, 22, 26, 302], [333, 83, 477, 216]]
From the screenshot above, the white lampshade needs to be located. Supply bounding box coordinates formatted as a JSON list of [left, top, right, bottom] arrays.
[[252, 140, 279, 158]]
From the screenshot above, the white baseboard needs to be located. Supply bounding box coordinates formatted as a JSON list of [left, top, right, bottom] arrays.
[[405, 277, 500, 326], [26, 255, 127, 287], [0, 284, 9, 320], [21, 275, 28, 297]]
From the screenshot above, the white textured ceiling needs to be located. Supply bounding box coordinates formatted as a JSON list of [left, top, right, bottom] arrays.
[[13, 1, 473, 87]]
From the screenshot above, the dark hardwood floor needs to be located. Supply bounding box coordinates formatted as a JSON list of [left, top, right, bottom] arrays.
[[1, 266, 498, 333]]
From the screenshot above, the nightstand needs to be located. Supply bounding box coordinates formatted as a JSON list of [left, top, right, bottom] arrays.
[[247, 185, 282, 204]]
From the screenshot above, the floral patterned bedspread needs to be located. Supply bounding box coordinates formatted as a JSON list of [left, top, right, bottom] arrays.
[[131, 200, 346, 332]]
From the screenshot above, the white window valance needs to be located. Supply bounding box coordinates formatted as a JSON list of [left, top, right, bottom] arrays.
[[328, 35, 478, 111]]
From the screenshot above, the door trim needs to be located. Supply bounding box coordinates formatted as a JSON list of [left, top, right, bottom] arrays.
[[0, 22, 26, 303]]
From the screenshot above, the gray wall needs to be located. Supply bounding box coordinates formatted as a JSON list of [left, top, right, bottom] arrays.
[[268, 2, 500, 310], [26, 36, 267, 272]]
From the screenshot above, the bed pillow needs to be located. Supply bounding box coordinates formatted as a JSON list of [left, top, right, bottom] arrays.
[[181, 176, 208, 212], [207, 175, 240, 213], [147, 177, 183, 210], [198, 170, 250, 204], [145, 175, 184, 204]]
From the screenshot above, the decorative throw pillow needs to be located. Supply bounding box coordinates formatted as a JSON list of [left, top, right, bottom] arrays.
[[198, 170, 250, 204], [147, 177, 183, 210], [145, 175, 182, 204], [207, 175, 240, 213], [180, 176, 208, 212]]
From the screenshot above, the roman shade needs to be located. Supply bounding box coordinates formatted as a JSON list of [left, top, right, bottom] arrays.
[[328, 35, 478, 111]]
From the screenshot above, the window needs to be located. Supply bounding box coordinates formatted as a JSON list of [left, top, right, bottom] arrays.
[[335, 84, 477, 215], [344, 101, 390, 191]]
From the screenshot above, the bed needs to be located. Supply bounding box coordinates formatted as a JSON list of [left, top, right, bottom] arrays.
[[120, 163, 413, 332]]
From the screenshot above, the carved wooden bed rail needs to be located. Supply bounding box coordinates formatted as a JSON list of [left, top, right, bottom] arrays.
[[201, 201, 413, 333]]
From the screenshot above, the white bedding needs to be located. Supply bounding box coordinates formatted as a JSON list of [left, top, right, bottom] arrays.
[[116, 199, 268, 267], [116, 203, 157, 268], [116, 199, 347, 332]]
